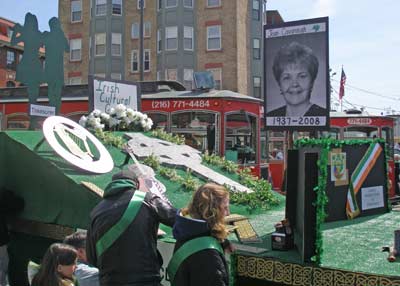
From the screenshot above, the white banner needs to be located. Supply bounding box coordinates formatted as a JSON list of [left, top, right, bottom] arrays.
[[93, 78, 139, 113], [361, 186, 384, 210], [265, 22, 326, 39], [30, 104, 56, 117]]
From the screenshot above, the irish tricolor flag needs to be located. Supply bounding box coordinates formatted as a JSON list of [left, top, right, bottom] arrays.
[[346, 143, 383, 219]]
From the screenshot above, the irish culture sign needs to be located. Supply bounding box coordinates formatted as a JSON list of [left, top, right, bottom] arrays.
[[89, 76, 141, 113]]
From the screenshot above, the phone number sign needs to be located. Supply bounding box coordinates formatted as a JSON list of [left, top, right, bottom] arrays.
[[150, 99, 212, 111]]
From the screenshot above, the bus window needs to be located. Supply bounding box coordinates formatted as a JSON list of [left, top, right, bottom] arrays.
[[382, 126, 394, 159], [267, 131, 286, 161], [6, 114, 30, 130], [343, 126, 378, 139], [225, 112, 257, 165], [260, 128, 268, 164], [171, 111, 218, 153], [320, 127, 340, 139], [147, 112, 168, 130]]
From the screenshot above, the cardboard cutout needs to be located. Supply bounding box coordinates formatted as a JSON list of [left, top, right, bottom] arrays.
[[11, 13, 69, 128], [11, 13, 43, 129], [42, 17, 69, 115]]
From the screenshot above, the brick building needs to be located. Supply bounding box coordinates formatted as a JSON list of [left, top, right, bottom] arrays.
[[0, 17, 23, 87], [59, 0, 266, 98]]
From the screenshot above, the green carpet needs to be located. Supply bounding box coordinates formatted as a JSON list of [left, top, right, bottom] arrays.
[[321, 211, 400, 276]]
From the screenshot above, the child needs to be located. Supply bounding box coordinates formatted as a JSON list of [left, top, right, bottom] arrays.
[[31, 243, 78, 286]]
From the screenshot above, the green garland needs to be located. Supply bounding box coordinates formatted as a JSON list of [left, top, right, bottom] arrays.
[[294, 137, 387, 265]]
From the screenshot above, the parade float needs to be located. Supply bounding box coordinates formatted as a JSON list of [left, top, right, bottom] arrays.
[[1, 110, 400, 286]]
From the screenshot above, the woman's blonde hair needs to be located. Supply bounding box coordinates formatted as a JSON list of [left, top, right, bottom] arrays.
[[182, 183, 229, 241]]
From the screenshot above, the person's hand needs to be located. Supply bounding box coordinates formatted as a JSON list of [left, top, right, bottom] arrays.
[[157, 228, 166, 237], [137, 177, 150, 193]]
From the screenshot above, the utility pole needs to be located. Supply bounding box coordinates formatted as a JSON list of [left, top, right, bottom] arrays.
[[139, 0, 144, 81]]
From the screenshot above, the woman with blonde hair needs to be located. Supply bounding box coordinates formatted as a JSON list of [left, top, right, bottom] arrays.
[[168, 183, 231, 286], [31, 243, 78, 286]]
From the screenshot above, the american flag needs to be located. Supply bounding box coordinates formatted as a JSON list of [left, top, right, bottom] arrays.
[[339, 68, 346, 100]]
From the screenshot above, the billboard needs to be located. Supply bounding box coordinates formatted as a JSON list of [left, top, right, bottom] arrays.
[[264, 17, 329, 130], [88, 76, 141, 113]]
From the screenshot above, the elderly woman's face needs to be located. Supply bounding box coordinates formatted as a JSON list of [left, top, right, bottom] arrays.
[[279, 62, 313, 106]]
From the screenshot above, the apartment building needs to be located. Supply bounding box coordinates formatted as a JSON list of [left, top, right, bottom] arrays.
[[59, 0, 265, 97]]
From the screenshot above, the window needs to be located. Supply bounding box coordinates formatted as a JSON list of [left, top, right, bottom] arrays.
[[184, 69, 193, 90], [6, 50, 15, 69], [157, 71, 161, 80], [207, 0, 221, 7], [165, 69, 177, 81], [184, 0, 193, 8], [171, 112, 217, 152], [144, 49, 150, 71], [70, 38, 82, 61], [69, 77, 82, 85], [207, 25, 221, 50], [7, 28, 13, 39], [157, 29, 162, 52], [111, 73, 121, 80], [166, 26, 178, 50], [253, 38, 260, 59], [95, 33, 106, 56], [94, 73, 106, 78], [131, 23, 139, 39], [184, 26, 193, 50], [158, 0, 162, 10], [131, 50, 139, 72], [207, 68, 221, 89], [96, 0, 107, 16], [166, 0, 177, 8], [71, 0, 82, 22], [253, 76, 261, 98], [112, 0, 122, 15], [252, 0, 260, 20], [137, 0, 146, 9], [132, 22, 150, 38], [144, 22, 151, 37], [112, 33, 121, 56], [148, 112, 167, 130]]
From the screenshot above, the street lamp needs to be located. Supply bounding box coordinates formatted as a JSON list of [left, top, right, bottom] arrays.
[[139, 0, 144, 81]]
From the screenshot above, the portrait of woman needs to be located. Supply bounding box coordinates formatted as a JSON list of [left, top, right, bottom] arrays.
[[266, 41, 326, 117]]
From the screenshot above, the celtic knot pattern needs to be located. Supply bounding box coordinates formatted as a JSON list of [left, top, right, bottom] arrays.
[[235, 255, 400, 286]]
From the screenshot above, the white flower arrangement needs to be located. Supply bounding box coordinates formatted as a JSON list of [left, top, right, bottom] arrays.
[[79, 104, 153, 132]]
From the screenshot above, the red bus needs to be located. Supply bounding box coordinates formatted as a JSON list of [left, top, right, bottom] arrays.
[[0, 83, 268, 178], [267, 110, 396, 197], [141, 88, 266, 178], [329, 111, 395, 198]]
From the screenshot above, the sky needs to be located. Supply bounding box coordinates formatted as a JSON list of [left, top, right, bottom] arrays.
[[2, 0, 400, 115]]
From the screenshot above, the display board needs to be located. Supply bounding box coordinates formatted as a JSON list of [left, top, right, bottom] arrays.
[[286, 149, 318, 262], [264, 17, 330, 130], [324, 143, 388, 221], [88, 76, 141, 113]]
